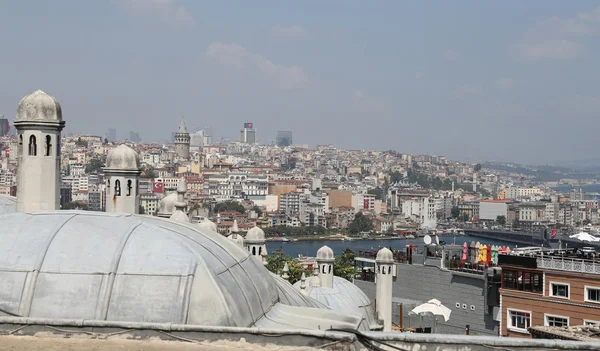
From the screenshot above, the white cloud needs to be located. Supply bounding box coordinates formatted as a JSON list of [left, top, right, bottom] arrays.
[[453, 84, 482, 98], [272, 25, 309, 39], [495, 78, 515, 89], [518, 6, 600, 61], [206, 42, 308, 89], [112, 0, 195, 28], [444, 49, 460, 61]]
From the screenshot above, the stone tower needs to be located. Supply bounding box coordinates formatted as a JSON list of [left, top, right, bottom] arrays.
[[376, 247, 394, 332], [316, 245, 335, 288], [175, 116, 190, 160], [104, 144, 142, 214], [14, 90, 65, 212]]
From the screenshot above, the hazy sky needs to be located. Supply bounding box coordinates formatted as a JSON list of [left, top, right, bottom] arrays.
[[1, 1, 599, 164]]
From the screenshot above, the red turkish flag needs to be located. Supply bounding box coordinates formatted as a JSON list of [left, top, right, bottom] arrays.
[[551, 229, 557, 239], [152, 182, 164, 193]]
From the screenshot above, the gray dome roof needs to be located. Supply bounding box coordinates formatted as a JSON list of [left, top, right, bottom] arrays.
[[199, 218, 218, 232], [0, 211, 282, 327], [228, 233, 245, 247], [157, 193, 177, 217], [269, 272, 327, 309], [246, 226, 265, 243], [15, 90, 62, 122], [376, 247, 393, 263], [105, 144, 140, 170], [316, 245, 335, 261], [294, 276, 378, 330], [0, 195, 17, 215]]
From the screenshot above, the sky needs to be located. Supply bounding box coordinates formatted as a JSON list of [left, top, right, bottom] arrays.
[[1, 1, 600, 165]]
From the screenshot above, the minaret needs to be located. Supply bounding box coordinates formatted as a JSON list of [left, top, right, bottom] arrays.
[[376, 247, 394, 332], [170, 177, 189, 223], [104, 144, 142, 214], [316, 245, 335, 288], [14, 90, 65, 212], [175, 116, 190, 160]]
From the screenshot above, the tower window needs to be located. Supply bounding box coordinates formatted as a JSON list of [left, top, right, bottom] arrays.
[[114, 180, 121, 196], [45, 135, 52, 156], [107, 180, 110, 188], [259, 247, 262, 255], [329, 265, 332, 274], [28, 135, 37, 156], [127, 180, 132, 196], [252, 247, 256, 255]]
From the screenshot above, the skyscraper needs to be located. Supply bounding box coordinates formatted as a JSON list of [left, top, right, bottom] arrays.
[[129, 131, 142, 143], [240, 122, 256, 143], [107, 128, 117, 142], [0, 114, 9, 137], [276, 130, 293, 147]]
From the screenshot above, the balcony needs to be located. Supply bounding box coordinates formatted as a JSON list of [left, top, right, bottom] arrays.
[[537, 256, 600, 275]]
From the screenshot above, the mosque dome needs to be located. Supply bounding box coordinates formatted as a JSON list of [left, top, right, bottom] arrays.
[[15, 90, 62, 123], [0, 195, 17, 215], [376, 247, 394, 263], [105, 144, 140, 170], [316, 245, 335, 262], [157, 193, 177, 217], [228, 233, 245, 247], [269, 272, 327, 309], [0, 211, 286, 327], [170, 210, 190, 223], [246, 226, 265, 244], [199, 218, 218, 232], [294, 276, 378, 330]]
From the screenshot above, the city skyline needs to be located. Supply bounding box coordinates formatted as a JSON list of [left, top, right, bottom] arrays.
[[1, 1, 600, 164]]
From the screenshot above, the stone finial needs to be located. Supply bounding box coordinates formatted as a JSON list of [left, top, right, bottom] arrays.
[[170, 177, 189, 223], [282, 262, 290, 281], [231, 219, 239, 233], [300, 272, 307, 290]]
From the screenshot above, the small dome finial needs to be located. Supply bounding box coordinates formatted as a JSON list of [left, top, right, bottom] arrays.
[[170, 177, 189, 223], [282, 262, 290, 281], [199, 217, 218, 232]]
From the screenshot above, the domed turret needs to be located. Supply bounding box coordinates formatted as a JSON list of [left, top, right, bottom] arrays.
[[16, 90, 63, 123], [104, 144, 142, 214], [158, 193, 177, 218], [375, 247, 394, 264], [316, 245, 335, 288], [106, 144, 140, 171], [169, 177, 189, 223], [246, 226, 266, 264], [246, 226, 265, 243], [199, 217, 218, 232], [317, 245, 335, 262], [14, 90, 65, 212]]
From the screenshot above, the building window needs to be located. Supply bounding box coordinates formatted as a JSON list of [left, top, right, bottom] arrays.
[[507, 309, 531, 332], [545, 314, 569, 327], [585, 320, 600, 326], [550, 282, 570, 299], [127, 180, 132, 196], [45, 135, 52, 156], [114, 180, 121, 196], [28, 135, 37, 156], [585, 286, 600, 303], [502, 269, 543, 293]]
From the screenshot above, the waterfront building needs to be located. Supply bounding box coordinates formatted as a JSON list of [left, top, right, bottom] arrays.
[[499, 252, 600, 338]]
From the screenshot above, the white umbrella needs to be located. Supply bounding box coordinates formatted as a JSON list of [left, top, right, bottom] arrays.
[[570, 232, 600, 242], [409, 299, 451, 322]]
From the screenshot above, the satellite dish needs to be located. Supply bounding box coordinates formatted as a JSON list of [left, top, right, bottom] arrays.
[[424, 235, 432, 245], [435, 235, 440, 245]]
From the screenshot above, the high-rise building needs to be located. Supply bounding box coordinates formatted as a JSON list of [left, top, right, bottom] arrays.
[[107, 128, 116, 142], [240, 122, 256, 144], [0, 114, 9, 137], [190, 129, 212, 147], [276, 130, 293, 147], [129, 131, 141, 143]]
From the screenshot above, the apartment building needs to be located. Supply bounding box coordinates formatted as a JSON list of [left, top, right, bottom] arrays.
[[504, 187, 543, 200], [204, 172, 268, 200], [499, 254, 600, 338]]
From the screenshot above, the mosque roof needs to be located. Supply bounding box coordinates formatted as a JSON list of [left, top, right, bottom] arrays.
[[0, 211, 283, 327], [0, 195, 16, 215], [105, 144, 140, 171]]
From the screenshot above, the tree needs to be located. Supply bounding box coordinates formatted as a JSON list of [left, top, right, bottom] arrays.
[[213, 201, 246, 214], [85, 158, 104, 174], [144, 167, 157, 179], [62, 201, 88, 210], [139, 205, 145, 215], [474, 163, 482, 172], [389, 171, 403, 184], [252, 205, 263, 218], [496, 215, 506, 226], [367, 187, 384, 200], [348, 213, 374, 235], [266, 249, 311, 284], [451, 206, 460, 219], [103, 138, 108, 145], [75, 137, 88, 147], [333, 248, 357, 281]]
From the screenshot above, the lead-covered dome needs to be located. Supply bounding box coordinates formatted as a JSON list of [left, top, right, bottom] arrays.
[[246, 226, 265, 244], [157, 193, 177, 217], [0, 211, 282, 327], [376, 247, 394, 263], [317, 245, 335, 262], [105, 144, 140, 170], [15, 90, 62, 122]]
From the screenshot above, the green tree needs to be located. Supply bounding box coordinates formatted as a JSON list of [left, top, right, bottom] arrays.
[[451, 206, 460, 219], [144, 167, 157, 179], [75, 137, 88, 147], [389, 171, 403, 184], [367, 187, 384, 200], [348, 213, 374, 235], [62, 201, 88, 210], [252, 205, 263, 218], [85, 158, 104, 174], [333, 248, 357, 281], [213, 201, 246, 214], [266, 248, 311, 284], [474, 163, 482, 172], [496, 215, 506, 226], [103, 138, 108, 145]]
